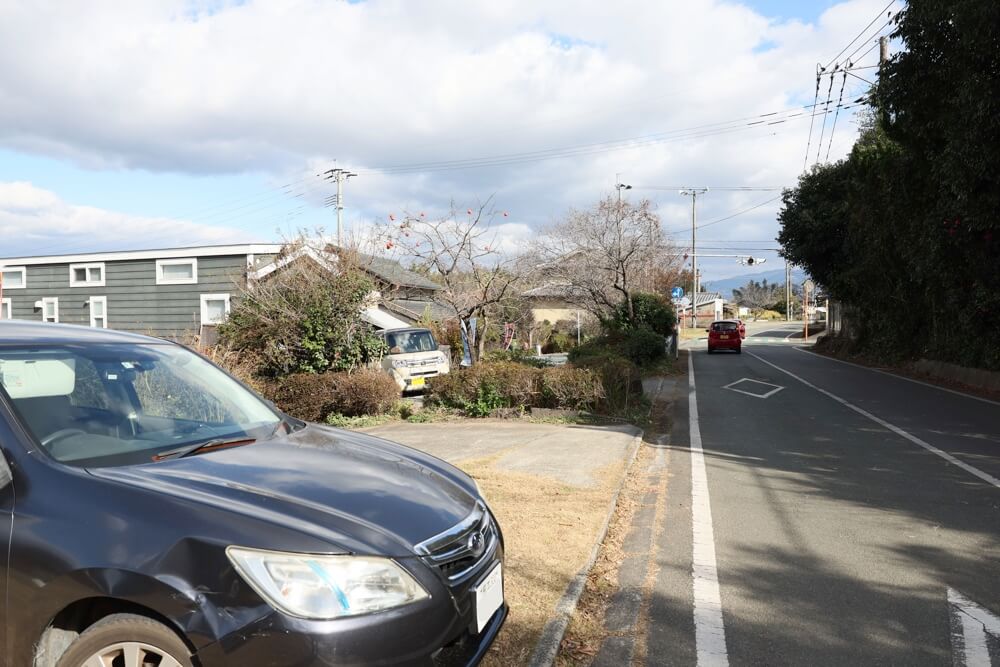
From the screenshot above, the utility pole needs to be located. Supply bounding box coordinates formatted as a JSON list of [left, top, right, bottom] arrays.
[[680, 188, 708, 328], [322, 168, 357, 247], [879, 35, 888, 65], [785, 259, 791, 322]]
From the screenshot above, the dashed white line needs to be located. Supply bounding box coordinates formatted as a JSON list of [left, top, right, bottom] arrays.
[[688, 353, 730, 666], [747, 351, 1000, 489]]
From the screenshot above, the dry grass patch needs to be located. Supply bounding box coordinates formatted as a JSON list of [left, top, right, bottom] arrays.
[[554, 445, 655, 666], [458, 451, 632, 667]]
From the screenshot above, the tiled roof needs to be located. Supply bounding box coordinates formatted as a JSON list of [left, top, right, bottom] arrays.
[[355, 253, 441, 291]]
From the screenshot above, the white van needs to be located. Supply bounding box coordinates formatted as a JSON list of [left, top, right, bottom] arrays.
[[380, 327, 450, 392]]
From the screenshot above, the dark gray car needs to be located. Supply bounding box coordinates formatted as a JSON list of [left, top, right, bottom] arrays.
[[0, 322, 506, 666]]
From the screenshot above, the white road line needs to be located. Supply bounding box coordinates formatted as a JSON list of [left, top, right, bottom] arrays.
[[688, 353, 730, 666], [747, 351, 1000, 490], [949, 588, 1000, 666], [793, 347, 1000, 407]]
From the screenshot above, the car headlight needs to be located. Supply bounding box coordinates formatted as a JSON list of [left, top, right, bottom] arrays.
[[227, 547, 429, 619]]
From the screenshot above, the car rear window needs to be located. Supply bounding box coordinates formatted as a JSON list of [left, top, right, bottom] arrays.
[[712, 322, 738, 332]]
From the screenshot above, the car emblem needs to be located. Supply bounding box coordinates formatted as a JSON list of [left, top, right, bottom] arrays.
[[467, 531, 486, 558]]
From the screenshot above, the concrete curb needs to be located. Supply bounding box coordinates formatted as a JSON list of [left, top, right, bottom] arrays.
[[526, 430, 645, 667]]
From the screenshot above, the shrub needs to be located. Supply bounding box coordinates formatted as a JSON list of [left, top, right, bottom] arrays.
[[218, 250, 386, 377], [539, 366, 604, 410], [482, 349, 551, 368], [610, 292, 676, 335], [269, 369, 400, 420], [572, 355, 643, 414], [622, 328, 666, 366], [331, 369, 400, 417], [429, 362, 606, 415], [270, 372, 339, 422], [568, 329, 665, 368]]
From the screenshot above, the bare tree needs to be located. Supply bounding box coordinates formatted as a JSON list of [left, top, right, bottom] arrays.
[[534, 196, 681, 322], [375, 199, 522, 359], [732, 279, 782, 315]]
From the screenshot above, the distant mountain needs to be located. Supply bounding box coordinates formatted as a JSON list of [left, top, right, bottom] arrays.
[[702, 268, 808, 300]]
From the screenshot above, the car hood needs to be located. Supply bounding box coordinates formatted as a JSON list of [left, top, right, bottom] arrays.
[[88, 425, 477, 557]]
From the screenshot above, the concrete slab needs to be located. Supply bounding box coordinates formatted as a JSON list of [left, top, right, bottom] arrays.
[[363, 420, 640, 488]]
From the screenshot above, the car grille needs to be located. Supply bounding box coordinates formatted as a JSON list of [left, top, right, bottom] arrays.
[[415, 502, 498, 586]]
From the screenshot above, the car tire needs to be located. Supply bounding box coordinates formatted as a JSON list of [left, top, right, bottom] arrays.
[[55, 613, 193, 667], [736, 347, 742, 354], [707, 347, 714, 354]]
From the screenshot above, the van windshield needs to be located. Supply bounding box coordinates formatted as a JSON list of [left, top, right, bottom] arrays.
[[0, 344, 281, 468], [384, 330, 438, 354]]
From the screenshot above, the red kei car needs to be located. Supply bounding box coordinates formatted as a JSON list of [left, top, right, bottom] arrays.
[[707, 320, 742, 354]]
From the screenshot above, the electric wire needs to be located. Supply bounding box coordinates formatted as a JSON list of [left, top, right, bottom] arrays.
[[825, 70, 849, 161], [823, 0, 895, 70], [815, 70, 837, 165], [803, 70, 823, 171]]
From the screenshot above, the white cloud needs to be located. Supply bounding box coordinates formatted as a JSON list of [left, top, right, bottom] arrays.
[[0, 0, 889, 272], [0, 181, 255, 257]]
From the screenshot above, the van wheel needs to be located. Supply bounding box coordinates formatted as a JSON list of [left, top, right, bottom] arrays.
[[56, 614, 192, 667]]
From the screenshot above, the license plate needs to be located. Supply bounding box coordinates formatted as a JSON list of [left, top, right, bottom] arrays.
[[719, 335, 729, 340], [409, 377, 425, 388], [474, 563, 503, 633]]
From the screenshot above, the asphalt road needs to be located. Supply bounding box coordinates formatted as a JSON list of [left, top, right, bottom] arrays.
[[654, 345, 1000, 666]]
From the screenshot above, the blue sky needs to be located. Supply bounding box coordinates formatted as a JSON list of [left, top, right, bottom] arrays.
[[0, 0, 890, 278]]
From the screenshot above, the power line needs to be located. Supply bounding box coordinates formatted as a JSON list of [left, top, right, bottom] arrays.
[[803, 68, 823, 171], [815, 70, 837, 165], [846, 70, 876, 86], [824, 0, 896, 69], [635, 186, 784, 191], [844, 16, 895, 64], [825, 70, 849, 161], [664, 194, 782, 234], [360, 101, 864, 176]]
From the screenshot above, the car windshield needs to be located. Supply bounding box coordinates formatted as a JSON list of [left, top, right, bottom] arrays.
[[384, 330, 437, 354], [0, 343, 281, 468], [712, 322, 739, 332]]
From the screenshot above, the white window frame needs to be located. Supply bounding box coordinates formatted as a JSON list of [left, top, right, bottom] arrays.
[[41, 297, 59, 323], [1, 266, 27, 290], [69, 262, 106, 287], [156, 258, 198, 285], [89, 296, 108, 328], [1, 298, 11, 320], [200, 293, 230, 325]]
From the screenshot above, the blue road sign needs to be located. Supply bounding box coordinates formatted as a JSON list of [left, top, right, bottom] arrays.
[[671, 287, 684, 299]]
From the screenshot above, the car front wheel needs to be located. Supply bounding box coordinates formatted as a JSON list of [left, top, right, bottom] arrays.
[[56, 613, 192, 667]]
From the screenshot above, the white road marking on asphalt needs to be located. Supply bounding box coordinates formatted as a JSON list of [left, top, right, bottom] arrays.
[[793, 347, 1000, 407], [747, 351, 1000, 489], [948, 588, 1000, 666], [722, 378, 785, 399], [688, 353, 731, 667]]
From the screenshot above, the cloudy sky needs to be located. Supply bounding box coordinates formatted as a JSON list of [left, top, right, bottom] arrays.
[[0, 0, 894, 282]]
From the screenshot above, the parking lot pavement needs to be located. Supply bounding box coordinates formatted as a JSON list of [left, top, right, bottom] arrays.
[[364, 420, 640, 488]]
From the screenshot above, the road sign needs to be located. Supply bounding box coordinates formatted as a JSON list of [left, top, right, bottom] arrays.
[[803, 279, 815, 292], [675, 296, 690, 308], [671, 287, 684, 299]]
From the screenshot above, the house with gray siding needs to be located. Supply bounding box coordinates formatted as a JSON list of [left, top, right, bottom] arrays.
[[0, 244, 281, 338]]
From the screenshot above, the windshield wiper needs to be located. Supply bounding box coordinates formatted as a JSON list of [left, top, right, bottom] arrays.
[[153, 436, 256, 461]]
